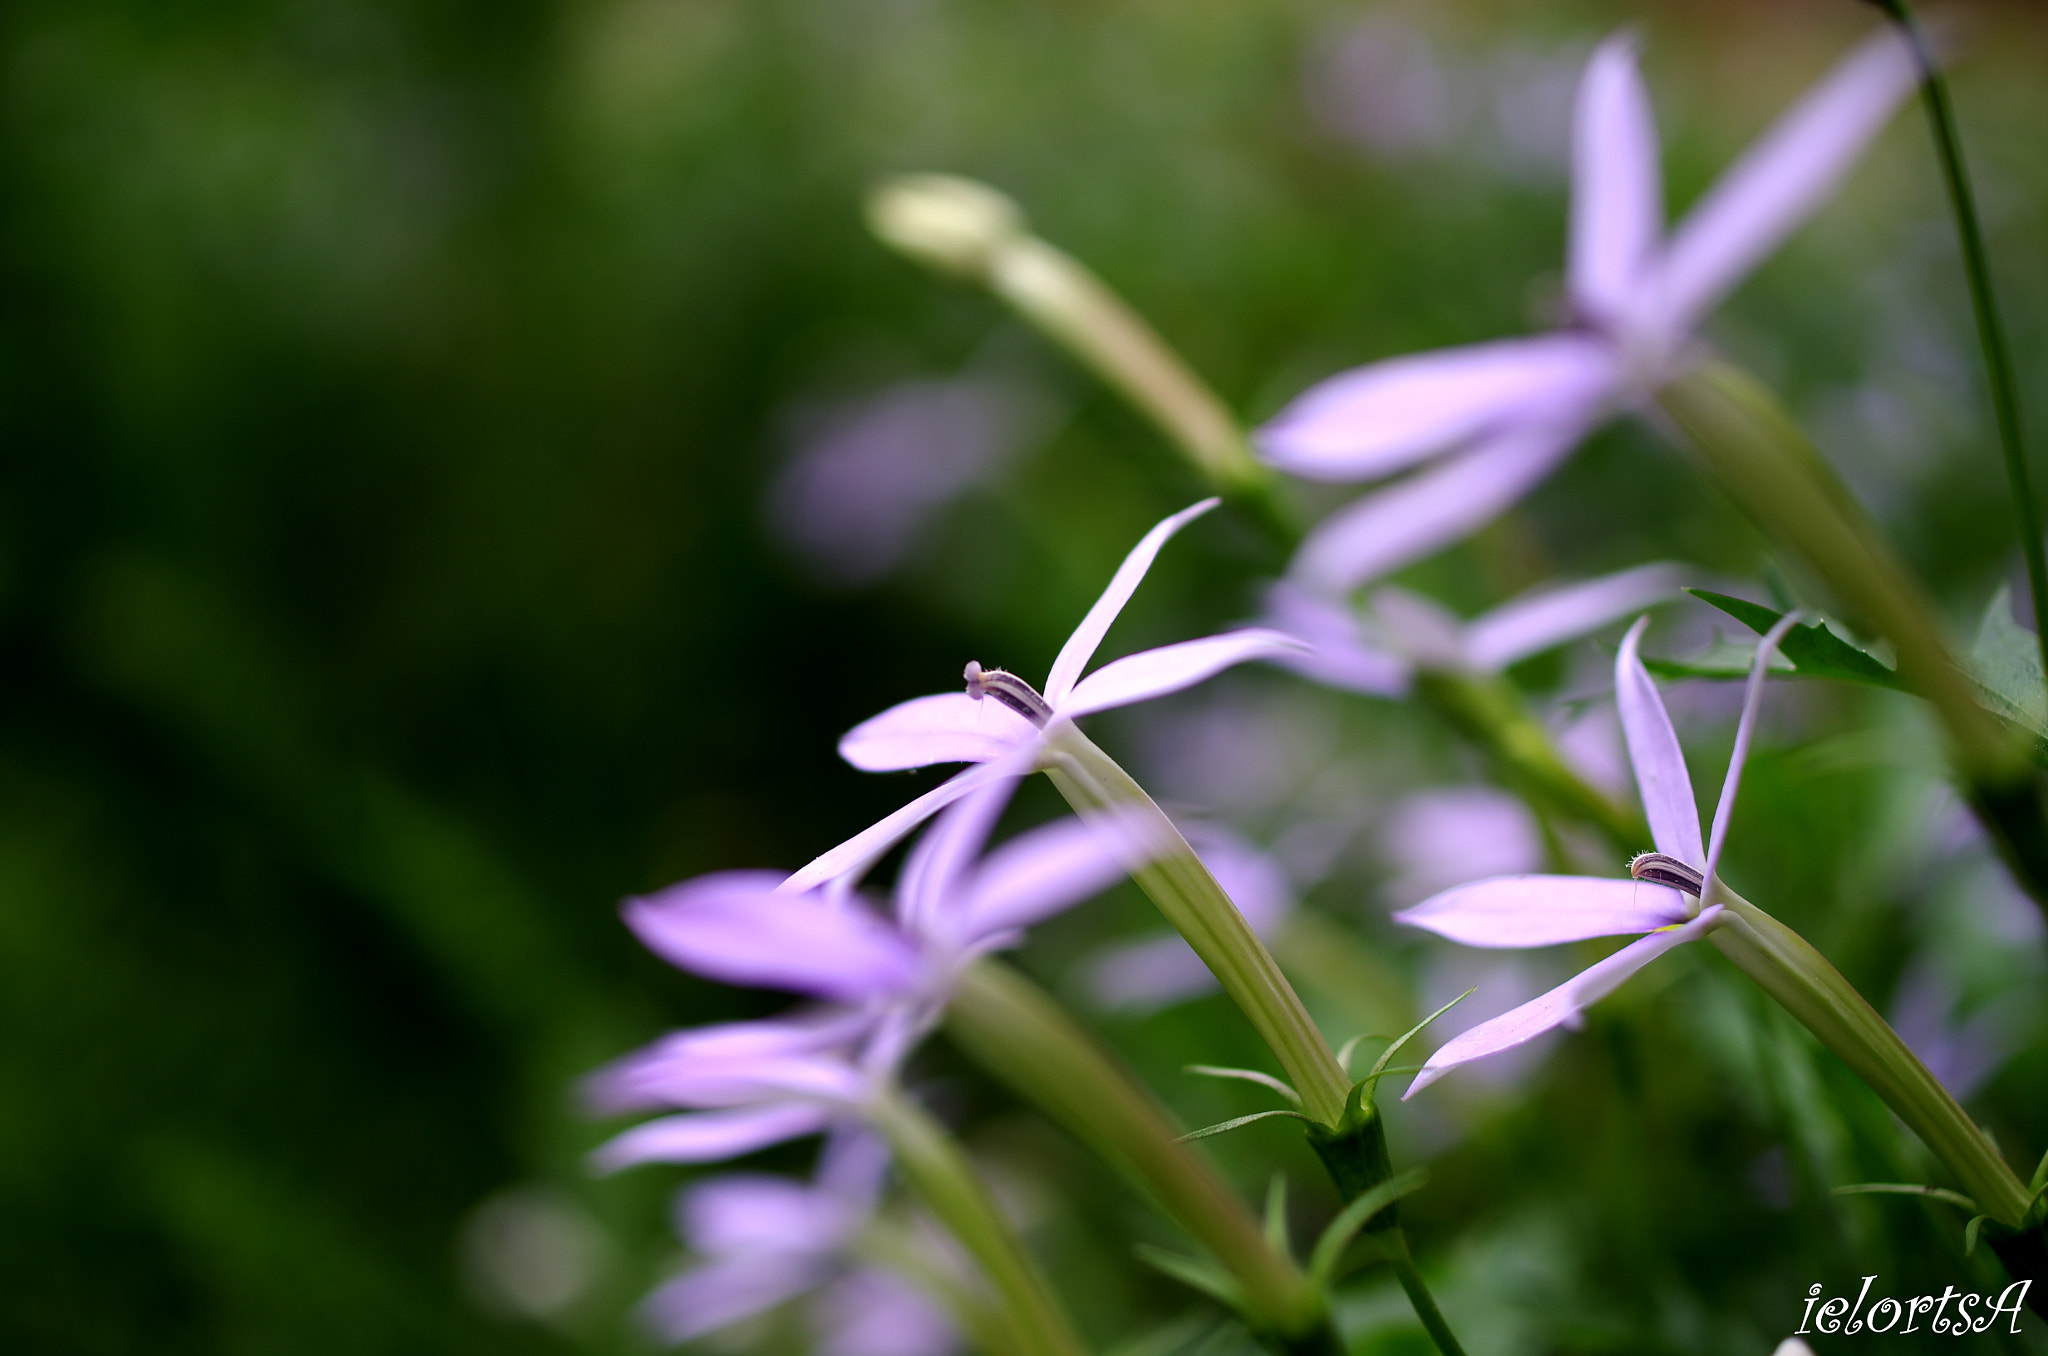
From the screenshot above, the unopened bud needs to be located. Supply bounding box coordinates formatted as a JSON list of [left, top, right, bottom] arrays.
[[867, 175, 1026, 281]]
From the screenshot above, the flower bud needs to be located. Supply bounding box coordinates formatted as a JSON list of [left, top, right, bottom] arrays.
[[866, 175, 1026, 282]]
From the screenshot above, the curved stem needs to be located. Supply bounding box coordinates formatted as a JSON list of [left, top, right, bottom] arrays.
[[1706, 885, 2031, 1225], [1383, 1229, 1469, 1356], [870, 1089, 1090, 1356], [1869, 1, 2047, 693], [947, 960, 1330, 1343]]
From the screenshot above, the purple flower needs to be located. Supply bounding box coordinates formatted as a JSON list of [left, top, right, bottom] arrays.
[[1261, 29, 1918, 594], [785, 499, 1303, 892], [1265, 561, 1685, 697], [1393, 610, 1801, 1096], [641, 1133, 958, 1355], [587, 778, 1143, 1170]]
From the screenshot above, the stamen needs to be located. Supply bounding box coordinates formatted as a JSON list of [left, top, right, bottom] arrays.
[[963, 661, 1054, 727], [1629, 851, 1704, 897]]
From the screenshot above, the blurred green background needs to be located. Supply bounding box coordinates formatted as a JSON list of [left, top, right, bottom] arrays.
[[3, 0, 2046, 1351]]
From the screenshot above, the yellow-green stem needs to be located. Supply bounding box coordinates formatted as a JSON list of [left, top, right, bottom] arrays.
[[1707, 885, 2030, 1224]]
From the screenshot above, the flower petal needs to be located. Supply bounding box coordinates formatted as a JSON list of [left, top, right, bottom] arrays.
[[1569, 33, 1663, 326], [640, 1252, 827, 1341], [591, 1103, 833, 1172], [1403, 905, 1722, 1097], [1394, 874, 1692, 947], [583, 1013, 869, 1114], [895, 777, 1018, 941], [783, 753, 1036, 894], [682, 1173, 855, 1256], [814, 1268, 961, 1356], [1257, 334, 1615, 482], [1616, 617, 1704, 866], [1288, 414, 1595, 596], [1705, 610, 1803, 885], [1260, 583, 1413, 697], [840, 692, 1037, 772], [1086, 933, 1217, 1011], [1044, 499, 1220, 705], [1063, 629, 1307, 718], [625, 875, 921, 1002], [1463, 562, 1686, 672], [1657, 28, 1917, 334], [964, 815, 1134, 939]]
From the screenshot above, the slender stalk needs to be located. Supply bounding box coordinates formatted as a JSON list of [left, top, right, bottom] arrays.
[[869, 1088, 1091, 1356], [947, 960, 1333, 1344], [1382, 1230, 1468, 1356], [1038, 725, 1350, 1128], [1706, 885, 2031, 1225], [1868, 0, 2048, 694]]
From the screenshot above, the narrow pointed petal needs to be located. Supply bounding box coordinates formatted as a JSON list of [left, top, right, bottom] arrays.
[[591, 1103, 833, 1171], [895, 777, 1017, 941], [1395, 874, 1691, 947], [1704, 610, 1802, 885], [683, 1173, 853, 1255], [1257, 335, 1615, 481], [1403, 905, 1722, 1097], [1569, 33, 1663, 325], [641, 1253, 826, 1341], [625, 876, 920, 1002], [964, 815, 1133, 938], [1261, 583, 1413, 697], [1616, 617, 1704, 866], [1063, 629, 1306, 718], [840, 692, 1036, 772], [1043, 499, 1219, 705], [1368, 585, 1468, 670], [584, 1014, 868, 1114], [782, 753, 1035, 893], [1086, 933, 1217, 1011], [1289, 415, 1595, 596], [1464, 562, 1686, 672], [1657, 28, 1917, 333]]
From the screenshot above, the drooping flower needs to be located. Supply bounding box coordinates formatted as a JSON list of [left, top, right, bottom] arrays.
[[1264, 561, 1686, 697], [1393, 610, 1802, 1095], [640, 1133, 959, 1356], [587, 777, 1145, 1171], [785, 499, 1302, 892], [1260, 29, 1918, 595]]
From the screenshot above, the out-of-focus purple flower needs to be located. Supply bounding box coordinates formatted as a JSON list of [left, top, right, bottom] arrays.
[[1265, 561, 1685, 697], [1263, 29, 1919, 594], [784, 499, 1303, 891], [1378, 786, 1546, 910], [587, 778, 1144, 1171], [1888, 960, 2023, 1102], [1085, 824, 1295, 1012], [641, 1133, 958, 1355], [769, 375, 1047, 587], [1394, 611, 1801, 1096]]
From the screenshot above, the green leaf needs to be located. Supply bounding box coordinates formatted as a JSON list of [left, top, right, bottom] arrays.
[[1967, 585, 2048, 739], [1829, 1182, 1978, 1212], [1306, 1168, 1430, 1289], [1174, 1109, 1314, 1143], [1686, 590, 1908, 691], [1965, 1214, 1989, 1257], [1333, 1033, 1377, 1076], [1369, 989, 1474, 1080], [1262, 1175, 1291, 1263], [1133, 1244, 1247, 1312], [1183, 1065, 1301, 1106]]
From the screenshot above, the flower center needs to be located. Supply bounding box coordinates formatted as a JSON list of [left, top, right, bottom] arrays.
[[963, 662, 1053, 727], [1629, 851, 1704, 897]]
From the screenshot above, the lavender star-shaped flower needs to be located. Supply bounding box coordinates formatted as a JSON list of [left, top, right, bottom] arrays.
[[785, 498, 1301, 891], [1260, 29, 1917, 595], [586, 776, 1144, 1171], [1393, 609, 1801, 1095]]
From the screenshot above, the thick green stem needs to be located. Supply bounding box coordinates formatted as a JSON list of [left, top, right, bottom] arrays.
[[1869, 0, 2048, 695], [1705, 885, 2031, 1225], [1038, 725, 1350, 1128], [870, 1089, 1090, 1356], [946, 960, 1329, 1342], [1413, 668, 1649, 857]]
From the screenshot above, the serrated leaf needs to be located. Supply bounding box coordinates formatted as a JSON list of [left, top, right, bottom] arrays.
[[1967, 585, 2048, 739], [1687, 590, 1908, 691], [1133, 1245, 1247, 1312]]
